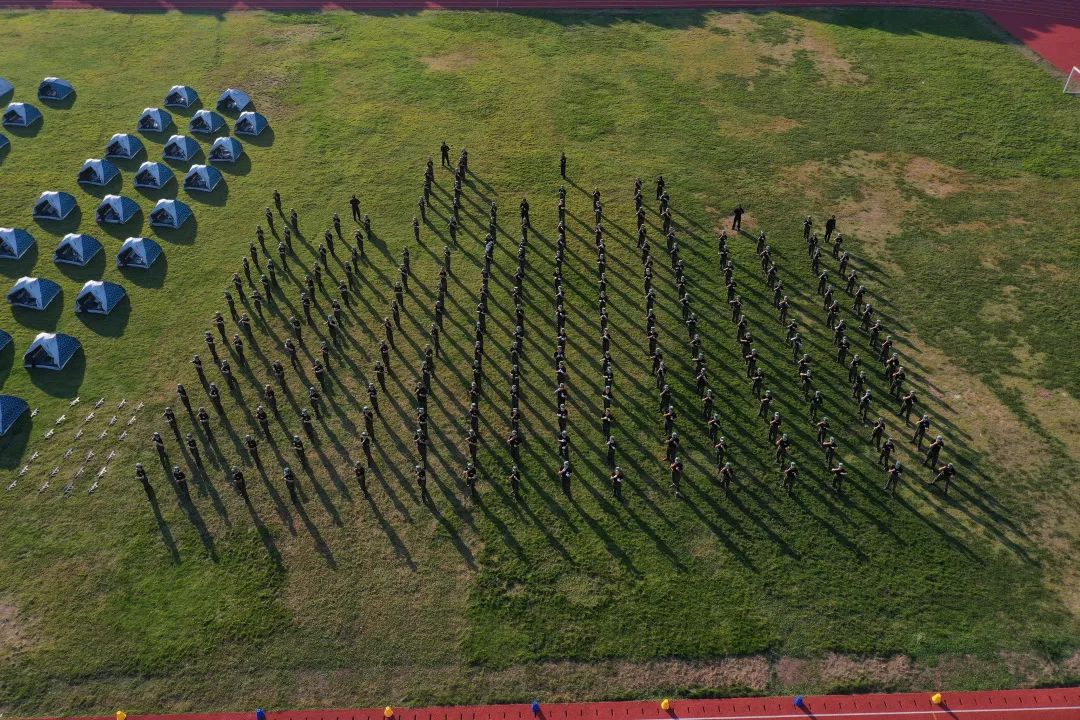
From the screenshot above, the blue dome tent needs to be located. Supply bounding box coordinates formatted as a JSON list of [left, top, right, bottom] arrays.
[[3, 102, 42, 128], [116, 237, 162, 269], [54, 233, 103, 267], [78, 158, 120, 186], [32, 191, 78, 221], [96, 195, 140, 225], [134, 161, 175, 190], [234, 111, 268, 137], [216, 88, 253, 113], [0, 330, 10, 352], [0, 77, 12, 100], [0, 228, 35, 260], [150, 198, 192, 229], [0, 395, 29, 436], [137, 107, 173, 133], [24, 332, 81, 371], [164, 85, 199, 109], [209, 136, 243, 163], [189, 109, 225, 135], [105, 132, 144, 160], [183, 164, 222, 193], [7, 276, 61, 310], [162, 134, 200, 162], [38, 77, 74, 101], [75, 280, 126, 315]]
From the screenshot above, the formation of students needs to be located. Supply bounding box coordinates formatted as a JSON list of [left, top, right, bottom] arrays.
[[139, 146, 958, 513]]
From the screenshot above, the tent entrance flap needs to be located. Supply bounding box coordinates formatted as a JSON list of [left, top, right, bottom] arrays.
[[25, 346, 52, 367]]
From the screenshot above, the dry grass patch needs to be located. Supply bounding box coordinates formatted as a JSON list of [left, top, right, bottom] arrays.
[[422, 51, 479, 72], [0, 595, 33, 657], [903, 156, 971, 198]]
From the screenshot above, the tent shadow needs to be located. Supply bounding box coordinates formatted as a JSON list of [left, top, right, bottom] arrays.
[[54, 252, 107, 282], [40, 93, 76, 110], [138, 127, 174, 145], [111, 153, 147, 172], [75, 298, 131, 337], [96, 214, 144, 240], [11, 295, 64, 331], [154, 214, 197, 246], [0, 417, 31, 470], [216, 154, 251, 177], [0, 142, 9, 166], [119, 253, 167, 289], [0, 341, 12, 386], [184, 182, 228, 207], [5, 120, 42, 138], [34, 206, 82, 235], [243, 126, 275, 148], [0, 244, 40, 279], [78, 176, 124, 199], [28, 350, 86, 398], [135, 182, 176, 202], [164, 152, 201, 171], [169, 98, 203, 117]]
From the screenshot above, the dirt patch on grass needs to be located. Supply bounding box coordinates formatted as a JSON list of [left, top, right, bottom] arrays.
[[977, 286, 1023, 324], [776, 654, 916, 690], [671, 13, 866, 86], [1001, 377, 1080, 465], [0, 594, 32, 656], [904, 157, 971, 198], [422, 51, 478, 72]]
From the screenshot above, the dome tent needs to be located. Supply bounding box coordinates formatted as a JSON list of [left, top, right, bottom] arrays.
[[24, 332, 81, 371], [105, 132, 144, 160], [3, 102, 42, 128], [0, 330, 9, 352], [162, 134, 200, 162], [96, 194, 140, 225], [134, 161, 175, 190], [164, 85, 199, 109], [75, 280, 126, 315], [137, 107, 173, 133], [0, 134, 8, 152], [150, 198, 192, 229], [208, 136, 243, 163], [78, 158, 120, 186], [189, 109, 225, 135], [0, 395, 29, 437], [54, 233, 103, 267], [38, 77, 74, 101], [116, 237, 162, 269], [216, 88, 252, 113], [0, 228, 35, 260], [234, 111, 268, 137], [0, 77, 12, 100], [7, 276, 61, 310], [32, 191, 78, 221], [183, 164, 222, 193]]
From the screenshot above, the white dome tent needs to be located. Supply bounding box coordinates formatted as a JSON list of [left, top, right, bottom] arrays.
[[24, 332, 81, 371], [137, 107, 173, 133], [75, 280, 127, 315], [54, 233, 103, 267], [7, 276, 61, 310], [78, 158, 120, 186], [116, 237, 162, 269]]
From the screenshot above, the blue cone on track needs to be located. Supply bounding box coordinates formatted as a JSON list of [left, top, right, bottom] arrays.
[[531, 701, 541, 715], [794, 696, 806, 708], [256, 710, 266, 720]]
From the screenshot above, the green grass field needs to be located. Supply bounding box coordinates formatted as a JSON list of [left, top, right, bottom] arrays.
[[1, 7, 1079, 716]]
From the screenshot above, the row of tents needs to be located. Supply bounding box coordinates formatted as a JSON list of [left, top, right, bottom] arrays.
[[0, 76, 74, 102], [105, 132, 248, 162], [31, 191, 196, 227], [1, 228, 164, 268], [6, 277, 127, 314], [135, 107, 269, 138]]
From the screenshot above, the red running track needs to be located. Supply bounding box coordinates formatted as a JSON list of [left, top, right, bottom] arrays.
[[0, 0, 1076, 73], [42, 688, 1080, 720]]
